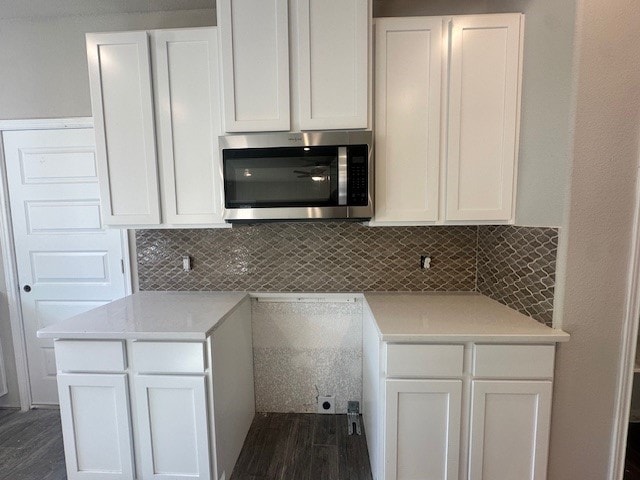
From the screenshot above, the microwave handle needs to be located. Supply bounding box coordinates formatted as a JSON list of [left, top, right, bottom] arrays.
[[338, 146, 348, 206]]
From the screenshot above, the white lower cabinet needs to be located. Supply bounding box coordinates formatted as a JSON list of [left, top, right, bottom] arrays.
[[57, 373, 135, 480], [53, 300, 255, 480], [385, 379, 461, 480], [135, 375, 211, 480], [469, 380, 552, 480], [363, 322, 558, 480]]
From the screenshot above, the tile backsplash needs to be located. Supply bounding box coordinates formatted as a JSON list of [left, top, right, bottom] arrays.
[[477, 226, 559, 326], [136, 223, 478, 292], [136, 223, 559, 324]]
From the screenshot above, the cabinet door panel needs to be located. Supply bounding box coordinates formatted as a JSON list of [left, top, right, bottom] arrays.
[[219, 0, 290, 132], [135, 375, 211, 480], [446, 14, 522, 221], [374, 17, 442, 223], [385, 379, 461, 480], [87, 31, 160, 225], [297, 0, 368, 130], [57, 373, 134, 480], [469, 380, 552, 480], [153, 28, 224, 224]]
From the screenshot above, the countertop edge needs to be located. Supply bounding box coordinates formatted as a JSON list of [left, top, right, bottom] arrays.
[[203, 294, 251, 337], [379, 332, 570, 344]]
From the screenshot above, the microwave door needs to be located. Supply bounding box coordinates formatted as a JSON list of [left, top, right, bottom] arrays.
[[223, 147, 339, 209]]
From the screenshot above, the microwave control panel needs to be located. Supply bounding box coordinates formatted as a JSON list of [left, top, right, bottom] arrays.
[[347, 145, 369, 206]]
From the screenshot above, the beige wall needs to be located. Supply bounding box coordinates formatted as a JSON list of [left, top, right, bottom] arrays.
[[549, 0, 640, 477], [0, 9, 215, 121]]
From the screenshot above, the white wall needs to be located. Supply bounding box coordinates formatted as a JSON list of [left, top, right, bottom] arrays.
[[374, 0, 576, 227], [0, 9, 215, 120], [0, 7, 215, 407], [549, 0, 640, 477]]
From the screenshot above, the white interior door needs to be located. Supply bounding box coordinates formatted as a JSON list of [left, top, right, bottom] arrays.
[[3, 128, 129, 405]]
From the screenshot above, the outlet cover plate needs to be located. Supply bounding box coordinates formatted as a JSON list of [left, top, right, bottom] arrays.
[[318, 395, 336, 414]]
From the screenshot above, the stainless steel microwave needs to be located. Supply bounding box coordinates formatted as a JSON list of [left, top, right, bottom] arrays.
[[220, 131, 373, 222]]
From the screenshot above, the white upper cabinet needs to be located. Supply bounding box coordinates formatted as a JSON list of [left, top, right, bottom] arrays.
[[87, 27, 226, 227], [374, 17, 443, 223], [373, 13, 523, 225], [446, 14, 522, 222], [152, 28, 224, 225], [87, 32, 161, 226], [296, 0, 369, 130], [218, 0, 291, 132], [219, 0, 370, 132]]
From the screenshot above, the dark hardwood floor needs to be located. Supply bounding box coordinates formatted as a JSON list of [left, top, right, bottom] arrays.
[[0, 409, 372, 480], [230, 413, 373, 480], [626, 423, 640, 479], [0, 408, 66, 480]]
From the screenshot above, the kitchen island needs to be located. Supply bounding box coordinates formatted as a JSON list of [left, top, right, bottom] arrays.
[[38, 291, 254, 480], [39, 291, 568, 480]]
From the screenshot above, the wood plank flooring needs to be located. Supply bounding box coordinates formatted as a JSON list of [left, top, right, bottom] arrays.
[[0, 408, 66, 480], [230, 413, 372, 480], [0, 409, 372, 480], [626, 423, 640, 479]]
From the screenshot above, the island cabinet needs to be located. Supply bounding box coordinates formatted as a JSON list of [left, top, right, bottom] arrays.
[[86, 27, 225, 228], [217, 0, 370, 132], [373, 13, 523, 225], [51, 296, 254, 480], [363, 304, 560, 480]]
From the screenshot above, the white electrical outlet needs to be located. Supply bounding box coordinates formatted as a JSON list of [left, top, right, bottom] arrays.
[[318, 395, 336, 414]]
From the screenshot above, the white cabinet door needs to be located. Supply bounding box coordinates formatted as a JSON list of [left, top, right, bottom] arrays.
[[374, 17, 443, 223], [385, 379, 462, 480], [152, 28, 225, 225], [219, 0, 290, 132], [135, 375, 211, 480], [57, 373, 134, 480], [446, 14, 522, 222], [87, 31, 161, 225], [296, 0, 368, 130], [469, 380, 552, 480]]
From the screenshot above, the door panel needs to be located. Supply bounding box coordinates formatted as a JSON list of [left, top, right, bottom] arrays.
[[153, 28, 224, 225], [446, 14, 522, 221], [57, 373, 134, 480], [374, 17, 443, 223], [469, 380, 552, 480], [87, 31, 161, 225], [297, 0, 368, 129], [218, 0, 290, 131], [385, 379, 462, 480], [135, 375, 211, 479], [3, 128, 128, 405]]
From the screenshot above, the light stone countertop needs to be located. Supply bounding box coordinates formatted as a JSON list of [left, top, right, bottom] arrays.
[[37, 290, 569, 344], [37, 291, 249, 341], [364, 292, 569, 343]]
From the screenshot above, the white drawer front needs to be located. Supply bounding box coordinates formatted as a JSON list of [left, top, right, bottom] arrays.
[[386, 344, 464, 378], [473, 344, 555, 379], [55, 340, 126, 372], [132, 342, 205, 374]]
